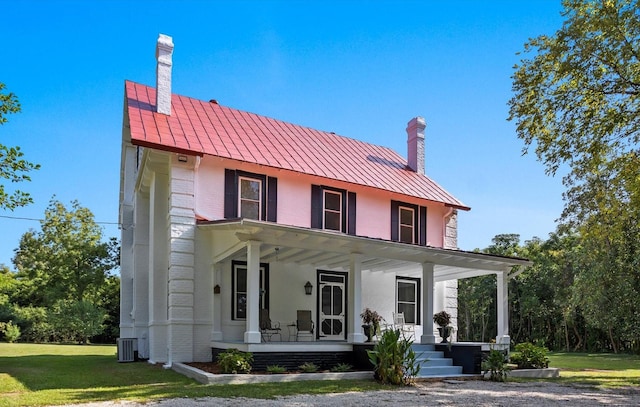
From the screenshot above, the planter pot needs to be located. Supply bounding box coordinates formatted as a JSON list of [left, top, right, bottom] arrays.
[[362, 325, 373, 342], [437, 326, 452, 343]]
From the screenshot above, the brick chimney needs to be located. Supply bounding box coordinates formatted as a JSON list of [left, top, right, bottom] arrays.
[[155, 34, 174, 115], [406, 116, 426, 174]]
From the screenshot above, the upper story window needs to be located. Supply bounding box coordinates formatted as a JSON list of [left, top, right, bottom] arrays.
[[311, 185, 356, 235], [323, 189, 342, 231], [391, 200, 427, 246], [225, 169, 277, 222], [399, 206, 415, 244], [239, 176, 262, 220]]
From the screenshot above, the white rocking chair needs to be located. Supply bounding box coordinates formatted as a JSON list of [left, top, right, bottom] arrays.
[[393, 312, 415, 340]]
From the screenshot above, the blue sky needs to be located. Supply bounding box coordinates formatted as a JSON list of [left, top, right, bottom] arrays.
[[1, 1, 566, 267]]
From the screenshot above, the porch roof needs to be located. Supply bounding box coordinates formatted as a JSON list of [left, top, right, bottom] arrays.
[[197, 219, 532, 281]]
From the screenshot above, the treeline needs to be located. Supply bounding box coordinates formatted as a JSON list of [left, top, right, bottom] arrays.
[[0, 199, 120, 344], [459, 227, 640, 354]]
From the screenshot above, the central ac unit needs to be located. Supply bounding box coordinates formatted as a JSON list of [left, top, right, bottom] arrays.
[[117, 338, 138, 362]]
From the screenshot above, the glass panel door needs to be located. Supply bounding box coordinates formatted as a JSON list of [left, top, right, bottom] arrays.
[[318, 272, 345, 340]]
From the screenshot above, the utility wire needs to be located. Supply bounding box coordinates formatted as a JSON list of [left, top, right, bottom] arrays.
[[0, 214, 120, 226]]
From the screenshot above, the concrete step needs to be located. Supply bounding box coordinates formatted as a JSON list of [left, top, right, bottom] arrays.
[[418, 365, 464, 377], [411, 344, 436, 352], [418, 357, 453, 367], [411, 343, 465, 378], [414, 350, 445, 359]]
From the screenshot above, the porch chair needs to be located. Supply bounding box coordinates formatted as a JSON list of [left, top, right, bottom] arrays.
[[393, 312, 415, 340], [296, 310, 314, 341], [259, 308, 282, 342]]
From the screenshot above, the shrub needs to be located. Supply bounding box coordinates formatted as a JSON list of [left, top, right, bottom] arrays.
[[482, 348, 509, 382], [367, 328, 420, 385], [266, 365, 287, 374], [298, 362, 319, 373], [511, 342, 550, 369], [216, 349, 253, 374], [330, 363, 353, 372], [0, 321, 21, 343], [12, 306, 53, 343]]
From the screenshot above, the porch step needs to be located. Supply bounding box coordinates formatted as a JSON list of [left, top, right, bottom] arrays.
[[411, 344, 464, 378]]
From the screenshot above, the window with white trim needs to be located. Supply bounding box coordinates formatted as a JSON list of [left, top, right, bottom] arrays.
[[391, 200, 426, 246], [323, 189, 342, 231], [399, 206, 415, 244], [396, 277, 420, 324], [238, 176, 262, 220], [311, 185, 356, 235], [232, 261, 268, 320]]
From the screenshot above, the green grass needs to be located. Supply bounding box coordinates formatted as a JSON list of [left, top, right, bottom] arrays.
[[3, 345, 639, 406], [0, 343, 385, 407], [544, 352, 640, 388]]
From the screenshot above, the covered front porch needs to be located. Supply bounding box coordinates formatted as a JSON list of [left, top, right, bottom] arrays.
[[199, 219, 532, 354]]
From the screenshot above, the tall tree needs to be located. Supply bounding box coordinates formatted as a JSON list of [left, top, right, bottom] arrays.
[[508, 0, 640, 225], [13, 198, 119, 306], [0, 82, 40, 210]]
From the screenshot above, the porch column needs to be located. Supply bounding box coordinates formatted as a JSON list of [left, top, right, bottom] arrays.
[[244, 240, 262, 343], [496, 269, 510, 345], [211, 263, 223, 341], [420, 262, 436, 344], [347, 254, 365, 343]]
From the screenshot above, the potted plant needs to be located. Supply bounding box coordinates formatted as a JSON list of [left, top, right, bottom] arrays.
[[433, 310, 453, 343], [360, 308, 383, 342]]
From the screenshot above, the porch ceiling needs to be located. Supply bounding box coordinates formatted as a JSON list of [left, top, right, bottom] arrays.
[[197, 219, 532, 281]]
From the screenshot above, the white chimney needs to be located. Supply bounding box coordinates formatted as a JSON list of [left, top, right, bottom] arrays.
[[406, 116, 426, 174], [155, 34, 174, 115]]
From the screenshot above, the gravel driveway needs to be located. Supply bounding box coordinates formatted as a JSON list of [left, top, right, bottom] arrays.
[[68, 380, 640, 406]]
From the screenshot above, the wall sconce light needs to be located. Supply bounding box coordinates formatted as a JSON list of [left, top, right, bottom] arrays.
[[213, 284, 221, 294], [177, 155, 188, 163], [304, 281, 313, 295]]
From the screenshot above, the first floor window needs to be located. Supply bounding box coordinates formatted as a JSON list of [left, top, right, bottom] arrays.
[[396, 277, 420, 324], [232, 261, 268, 320]]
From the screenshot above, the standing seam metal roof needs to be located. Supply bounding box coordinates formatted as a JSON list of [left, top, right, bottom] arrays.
[[124, 80, 470, 210]]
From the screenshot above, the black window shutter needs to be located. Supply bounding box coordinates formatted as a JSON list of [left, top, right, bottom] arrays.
[[347, 192, 356, 235], [224, 169, 238, 218], [267, 177, 278, 222], [390, 201, 399, 242], [419, 206, 427, 246], [311, 185, 322, 229]]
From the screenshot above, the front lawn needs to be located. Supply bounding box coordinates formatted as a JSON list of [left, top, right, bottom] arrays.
[[548, 351, 640, 388], [0, 343, 383, 407]]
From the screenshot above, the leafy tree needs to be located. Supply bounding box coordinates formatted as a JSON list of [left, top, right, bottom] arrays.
[[509, 0, 640, 224], [13, 199, 119, 306], [508, 0, 640, 354], [0, 82, 40, 210]]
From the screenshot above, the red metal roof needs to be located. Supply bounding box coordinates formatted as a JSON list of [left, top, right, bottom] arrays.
[[124, 80, 469, 210]]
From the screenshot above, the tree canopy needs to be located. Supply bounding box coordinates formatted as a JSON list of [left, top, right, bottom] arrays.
[[0, 82, 40, 210], [508, 0, 640, 225]]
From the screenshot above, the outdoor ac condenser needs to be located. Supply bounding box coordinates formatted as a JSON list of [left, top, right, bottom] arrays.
[[116, 338, 138, 362]]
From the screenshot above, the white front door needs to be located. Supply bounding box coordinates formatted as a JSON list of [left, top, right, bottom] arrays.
[[318, 272, 346, 340]]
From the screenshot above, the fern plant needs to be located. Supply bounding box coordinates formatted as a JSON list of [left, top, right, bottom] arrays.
[[367, 328, 420, 385], [298, 362, 319, 373], [482, 348, 509, 381]]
